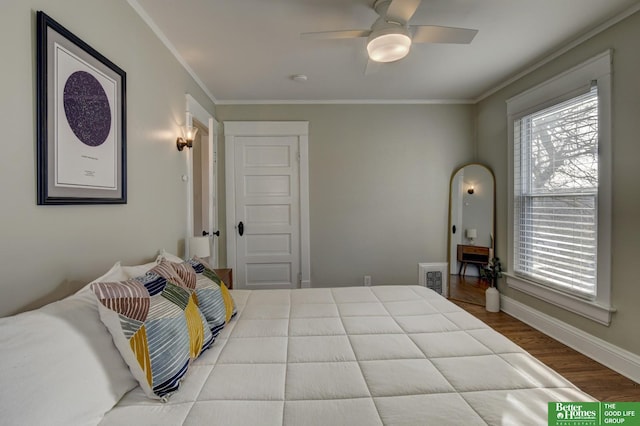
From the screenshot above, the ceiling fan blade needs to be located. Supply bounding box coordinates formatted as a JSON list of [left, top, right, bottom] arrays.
[[411, 25, 478, 44], [386, 0, 422, 23], [301, 29, 370, 40]]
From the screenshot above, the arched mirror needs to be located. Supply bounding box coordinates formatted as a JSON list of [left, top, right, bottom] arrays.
[[447, 163, 495, 306]]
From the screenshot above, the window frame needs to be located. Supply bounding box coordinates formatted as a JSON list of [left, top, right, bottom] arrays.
[[506, 50, 614, 325]]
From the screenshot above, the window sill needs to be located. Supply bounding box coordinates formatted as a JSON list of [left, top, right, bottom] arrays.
[[505, 273, 615, 326]]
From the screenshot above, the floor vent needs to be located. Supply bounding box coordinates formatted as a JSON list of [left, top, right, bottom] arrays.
[[418, 263, 448, 297]]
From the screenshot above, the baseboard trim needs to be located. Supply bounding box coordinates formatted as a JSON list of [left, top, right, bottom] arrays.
[[500, 295, 640, 384]]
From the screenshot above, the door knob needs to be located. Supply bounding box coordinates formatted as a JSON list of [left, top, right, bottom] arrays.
[[452, 225, 457, 234], [238, 221, 244, 236], [203, 230, 220, 237]]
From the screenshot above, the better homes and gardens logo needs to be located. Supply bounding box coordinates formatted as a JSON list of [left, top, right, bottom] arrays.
[[549, 402, 640, 426], [551, 403, 597, 425]]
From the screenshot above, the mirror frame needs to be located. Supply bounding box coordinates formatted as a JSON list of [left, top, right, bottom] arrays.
[[446, 163, 496, 302]]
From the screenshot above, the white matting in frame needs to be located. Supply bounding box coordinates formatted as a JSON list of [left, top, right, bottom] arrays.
[[54, 43, 118, 190]]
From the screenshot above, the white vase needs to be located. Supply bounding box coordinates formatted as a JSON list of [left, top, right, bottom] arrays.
[[485, 287, 500, 312]]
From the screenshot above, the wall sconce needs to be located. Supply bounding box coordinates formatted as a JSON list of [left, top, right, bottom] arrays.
[[467, 185, 475, 195], [176, 124, 198, 151], [177, 112, 198, 151]]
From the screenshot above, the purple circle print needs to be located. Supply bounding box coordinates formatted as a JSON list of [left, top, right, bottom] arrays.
[[63, 71, 111, 147]]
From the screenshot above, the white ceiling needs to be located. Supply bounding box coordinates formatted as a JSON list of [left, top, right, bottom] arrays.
[[131, 0, 640, 103]]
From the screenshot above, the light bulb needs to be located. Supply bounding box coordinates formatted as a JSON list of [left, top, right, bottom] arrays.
[[367, 33, 411, 63]]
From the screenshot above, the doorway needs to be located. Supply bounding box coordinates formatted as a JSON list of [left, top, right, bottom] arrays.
[[224, 121, 310, 290], [185, 94, 219, 266]]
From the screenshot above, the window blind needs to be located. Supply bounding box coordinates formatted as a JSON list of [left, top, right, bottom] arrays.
[[513, 86, 598, 298]]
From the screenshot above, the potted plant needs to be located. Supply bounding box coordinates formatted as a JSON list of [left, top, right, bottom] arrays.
[[480, 257, 503, 312], [480, 257, 503, 287]]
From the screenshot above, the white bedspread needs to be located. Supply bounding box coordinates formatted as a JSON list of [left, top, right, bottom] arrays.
[[100, 285, 594, 425]]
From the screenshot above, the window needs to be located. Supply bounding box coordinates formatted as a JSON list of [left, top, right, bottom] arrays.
[[506, 51, 613, 325], [514, 87, 598, 298]]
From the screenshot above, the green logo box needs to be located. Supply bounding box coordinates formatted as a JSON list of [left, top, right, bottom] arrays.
[[549, 402, 640, 426]]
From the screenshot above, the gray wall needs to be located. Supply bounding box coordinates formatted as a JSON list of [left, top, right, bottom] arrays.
[[3, 0, 633, 361], [215, 104, 474, 287], [0, 0, 214, 316], [476, 11, 640, 355]]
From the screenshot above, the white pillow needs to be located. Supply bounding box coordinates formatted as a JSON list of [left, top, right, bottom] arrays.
[[75, 261, 129, 294], [75, 260, 157, 286], [120, 261, 157, 279], [91, 261, 129, 283], [0, 289, 137, 424], [157, 249, 185, 263]]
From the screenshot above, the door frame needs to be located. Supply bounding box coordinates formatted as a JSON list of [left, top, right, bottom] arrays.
[[224, 121, 311, 288], [449, 170, 463, 274], [185, 94, 219, 265]]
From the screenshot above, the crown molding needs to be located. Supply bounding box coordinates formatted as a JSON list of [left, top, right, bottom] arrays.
[[126, 0, 217, 104], [129, 1, 640, 106], [215, 99, 475, 105], [475, 2, 640, 103]]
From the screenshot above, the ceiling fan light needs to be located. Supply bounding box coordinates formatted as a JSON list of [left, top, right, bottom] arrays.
[[367, 33, 411, 63]]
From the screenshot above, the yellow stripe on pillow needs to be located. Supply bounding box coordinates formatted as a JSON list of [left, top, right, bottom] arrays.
[[129, 326, 152, 387], [219, 283, 235, 323], [185, 295, 206, 359]]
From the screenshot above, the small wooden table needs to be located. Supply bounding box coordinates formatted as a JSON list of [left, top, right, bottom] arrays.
[[457, 245, 490, 277], [214, 268, 233, 290]]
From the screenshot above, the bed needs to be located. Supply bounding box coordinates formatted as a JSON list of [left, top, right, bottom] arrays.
[[0, 268, 594, 425], [104, 284, 594, 425]]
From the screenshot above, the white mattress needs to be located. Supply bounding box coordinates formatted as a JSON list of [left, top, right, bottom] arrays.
[[100, 285, 594, 425]]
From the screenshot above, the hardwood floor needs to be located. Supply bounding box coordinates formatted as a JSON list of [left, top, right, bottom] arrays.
[[452, 299, 640, 402], [448, 274, 489, 306]]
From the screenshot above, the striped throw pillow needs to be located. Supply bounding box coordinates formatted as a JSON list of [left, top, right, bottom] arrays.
[[188, 257, 237, 323], [91, 265, 214, 400], [156, 258, 226, 337]]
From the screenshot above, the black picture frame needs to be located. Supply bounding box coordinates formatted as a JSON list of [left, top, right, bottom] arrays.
[[37, 11, 126, 205]]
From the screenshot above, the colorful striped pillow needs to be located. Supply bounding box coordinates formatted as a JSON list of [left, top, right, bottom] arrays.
[[166, 259, 227, 336], [91, 265, 214, 400], [187, 257, 237, 323], [155, 258, 226, 337], [163, 259, 197, 290], [151, 259, 192, 288]]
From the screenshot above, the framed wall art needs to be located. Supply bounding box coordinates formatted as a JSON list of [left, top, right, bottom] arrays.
[[36, 11, 126, 205]]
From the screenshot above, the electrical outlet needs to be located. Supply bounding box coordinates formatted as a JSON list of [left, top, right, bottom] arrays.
[[364, 275, 371, 286]]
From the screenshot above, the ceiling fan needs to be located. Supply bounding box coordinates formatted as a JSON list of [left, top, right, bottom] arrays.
[[301, 0, 478, 67]]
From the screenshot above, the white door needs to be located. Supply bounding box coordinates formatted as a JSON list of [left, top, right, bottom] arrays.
[[225, 122, 310, 289]]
